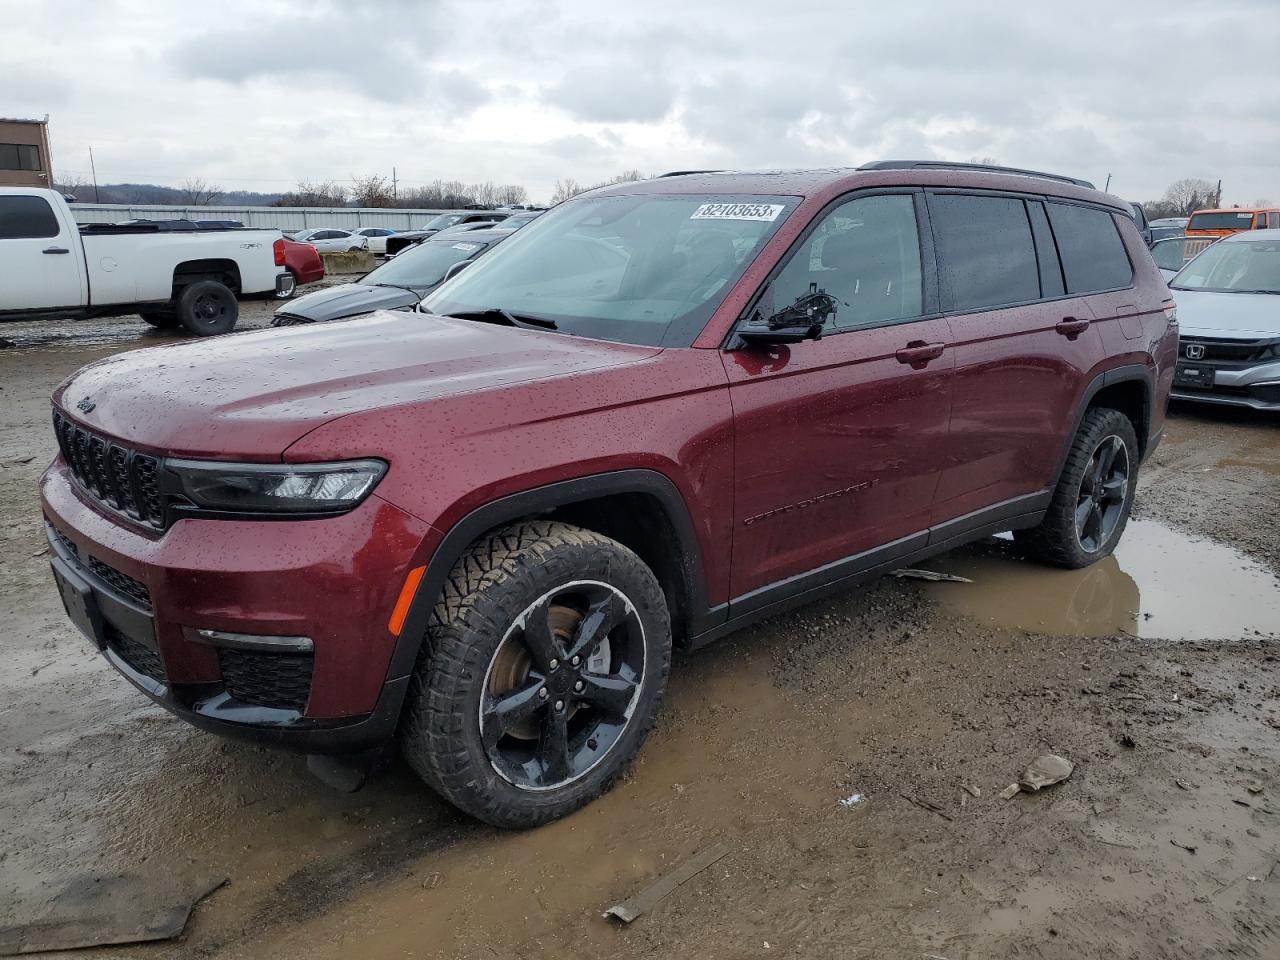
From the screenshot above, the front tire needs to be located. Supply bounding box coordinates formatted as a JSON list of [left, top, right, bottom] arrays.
[[176, 280, 238, 336], [1015, 407, 1139, 569], [400, 521, 671, 828]]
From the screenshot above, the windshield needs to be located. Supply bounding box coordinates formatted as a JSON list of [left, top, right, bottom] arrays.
[[1188, 211, 1256, 231], [1151, 238, 1188, 271], [423, 213, 464, 231], [422, 193, 800, 346], [363, 238, 489, 289], [1172, 239, 1280, 293]]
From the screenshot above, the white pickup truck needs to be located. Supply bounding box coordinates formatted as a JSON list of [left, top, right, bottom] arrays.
[[0, 187, 295, 335]]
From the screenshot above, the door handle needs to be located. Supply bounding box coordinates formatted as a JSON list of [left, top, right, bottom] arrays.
[[895, 341, 945, 367], [42, 246, 70, 255], [1055, 317, 1091, 340]]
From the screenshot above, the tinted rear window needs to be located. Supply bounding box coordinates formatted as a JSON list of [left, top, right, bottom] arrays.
[[1045, 202, 1133, 294], [1188, 211, 1255, 231], [929, 194, 1040, 311], [0, 195, 60, 239]]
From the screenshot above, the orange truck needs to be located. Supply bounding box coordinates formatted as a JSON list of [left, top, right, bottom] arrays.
[[1183, 207, 1280, 258]]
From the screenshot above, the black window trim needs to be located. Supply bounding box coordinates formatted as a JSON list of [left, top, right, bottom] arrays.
[[724, 186, 941, 349], [922, 187, 1137, 317]]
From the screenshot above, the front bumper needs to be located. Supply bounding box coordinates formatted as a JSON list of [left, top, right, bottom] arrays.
[[1172, 337, 1280, 412], [41, 461, 434, 753]]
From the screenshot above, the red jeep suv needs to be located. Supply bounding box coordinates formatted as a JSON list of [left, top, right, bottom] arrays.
[[42, 162, 1176, 827]]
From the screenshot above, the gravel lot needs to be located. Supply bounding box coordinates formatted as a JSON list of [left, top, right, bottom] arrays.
[[1, 306, 1277, 960]]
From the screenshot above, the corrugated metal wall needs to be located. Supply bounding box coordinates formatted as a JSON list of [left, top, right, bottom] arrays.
[[67, 204, 456, 230]]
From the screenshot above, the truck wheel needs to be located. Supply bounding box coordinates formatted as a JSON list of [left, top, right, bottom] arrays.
[[401, 521, 671, 828], [139, 310, 179, 328], [1014, 407, 1139, 569], [176, 280, 238, 336]]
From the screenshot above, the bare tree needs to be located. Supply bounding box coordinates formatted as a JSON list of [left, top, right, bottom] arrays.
[[496, 184, 529, 206], [551, 178, 585, 204], [350, 175, 395, 208], [1161, 178, 1219, 216], [52, 175, 90, 201], [273, 180, 348, 207], [180, 177, 223, 205]]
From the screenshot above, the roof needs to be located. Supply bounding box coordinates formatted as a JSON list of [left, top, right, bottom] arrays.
[[0, 117, 49, 125], [428, 227, 511, 243], [1220, 228, 1280, 242], [587, 162, 1126, 212], [1191, 207, 1280, 215]]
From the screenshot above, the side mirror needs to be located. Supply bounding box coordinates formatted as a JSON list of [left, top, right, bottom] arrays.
[[737, 288, 838, 346], [442, 259, 474, 283]]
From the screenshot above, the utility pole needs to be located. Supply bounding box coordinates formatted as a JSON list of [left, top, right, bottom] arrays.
[[1215, 179, 1222, 207], [89, 146, 100, 202], [392, 166, 398, 203]]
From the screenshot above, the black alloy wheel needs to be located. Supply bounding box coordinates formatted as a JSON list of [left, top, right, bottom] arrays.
[[479, 580, 645, 790], [1075, 434, 1130, 553]]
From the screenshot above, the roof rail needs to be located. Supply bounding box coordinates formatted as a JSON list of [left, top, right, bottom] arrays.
[[658, 169, 723, 178], [858, 160, 1095, 190]]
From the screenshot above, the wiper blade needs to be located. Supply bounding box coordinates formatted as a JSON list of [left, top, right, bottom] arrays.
[[372, 282, 416, 293], [447, 308, 558, 330]]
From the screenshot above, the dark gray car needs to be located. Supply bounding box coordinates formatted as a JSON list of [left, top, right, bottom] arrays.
[[272, 229, 509, 326]]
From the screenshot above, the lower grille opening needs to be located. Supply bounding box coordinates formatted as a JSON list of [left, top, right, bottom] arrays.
[[218, 648, 314, 712], [87, 557, 152, 608], [106, 624, 165, 685]]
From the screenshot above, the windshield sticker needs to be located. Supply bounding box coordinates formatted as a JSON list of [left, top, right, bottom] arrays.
[[691, 202, 785, 222], [451, 242, 481, 251]]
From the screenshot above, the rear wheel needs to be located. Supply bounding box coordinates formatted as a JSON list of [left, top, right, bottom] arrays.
[[1014, 407, 1139, 569], [176, 280, 238, 336], [400, 521, 671, 828]]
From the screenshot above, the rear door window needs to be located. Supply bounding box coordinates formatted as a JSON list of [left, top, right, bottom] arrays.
[[929, 193, 1040, 311], [0, 195, 60, 239], [1045, 202, 1133, 293]]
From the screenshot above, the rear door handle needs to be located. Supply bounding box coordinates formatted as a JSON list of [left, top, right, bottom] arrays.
[[895, 341, 945, 367], [1055, 317, 1091, 340], [43, 246, 70, 255]]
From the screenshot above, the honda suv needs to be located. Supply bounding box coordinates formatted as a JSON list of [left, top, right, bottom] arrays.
[[41, 162, 1175, 827]]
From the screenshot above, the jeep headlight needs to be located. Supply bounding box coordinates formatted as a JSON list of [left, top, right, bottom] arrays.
[[165, 459, 386, 516]]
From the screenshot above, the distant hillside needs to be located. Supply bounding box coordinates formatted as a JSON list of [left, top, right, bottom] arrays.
[[52, 182, 285, 206]]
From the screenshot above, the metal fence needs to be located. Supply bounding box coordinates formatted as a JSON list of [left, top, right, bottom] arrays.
[[66, 203, 455, 231]]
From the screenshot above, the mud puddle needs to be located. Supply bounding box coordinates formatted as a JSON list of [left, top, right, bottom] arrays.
[[924, 518, 1280, 641]]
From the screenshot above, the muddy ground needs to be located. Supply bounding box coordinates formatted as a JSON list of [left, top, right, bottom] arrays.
[[1, 308, 1278, 960]]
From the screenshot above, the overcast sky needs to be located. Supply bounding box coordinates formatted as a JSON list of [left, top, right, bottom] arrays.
[[6, 0, 1278, 205]]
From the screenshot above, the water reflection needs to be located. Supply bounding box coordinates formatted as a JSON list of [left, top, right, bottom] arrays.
[[925, 519, 1280, 642]]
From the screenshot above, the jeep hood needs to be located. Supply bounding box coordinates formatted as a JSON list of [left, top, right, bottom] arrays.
[[54, 311, 660, 459], [1172, 288, 1280, 338]]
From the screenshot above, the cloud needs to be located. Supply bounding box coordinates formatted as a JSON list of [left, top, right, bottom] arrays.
[[543, 64, 677, 123], [2, 0, 1277, 204]]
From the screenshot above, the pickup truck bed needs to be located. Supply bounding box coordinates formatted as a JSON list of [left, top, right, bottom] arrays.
[[1, 187, 294, 335]]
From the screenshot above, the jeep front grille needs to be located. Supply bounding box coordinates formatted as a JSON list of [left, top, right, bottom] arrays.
[[53, 410, 165, 529]]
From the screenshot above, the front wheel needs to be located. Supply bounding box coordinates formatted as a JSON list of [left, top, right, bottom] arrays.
[[176, 280, 238, 336], [400, 521, 671, 828], [1014, 407, 1139, 569]]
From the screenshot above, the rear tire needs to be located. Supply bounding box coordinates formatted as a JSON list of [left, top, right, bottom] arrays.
[[139, 310, 178, 328], [400, 521, 671, 828], [1014, 407, 1139, 569], [176, 280, 238, 336]]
